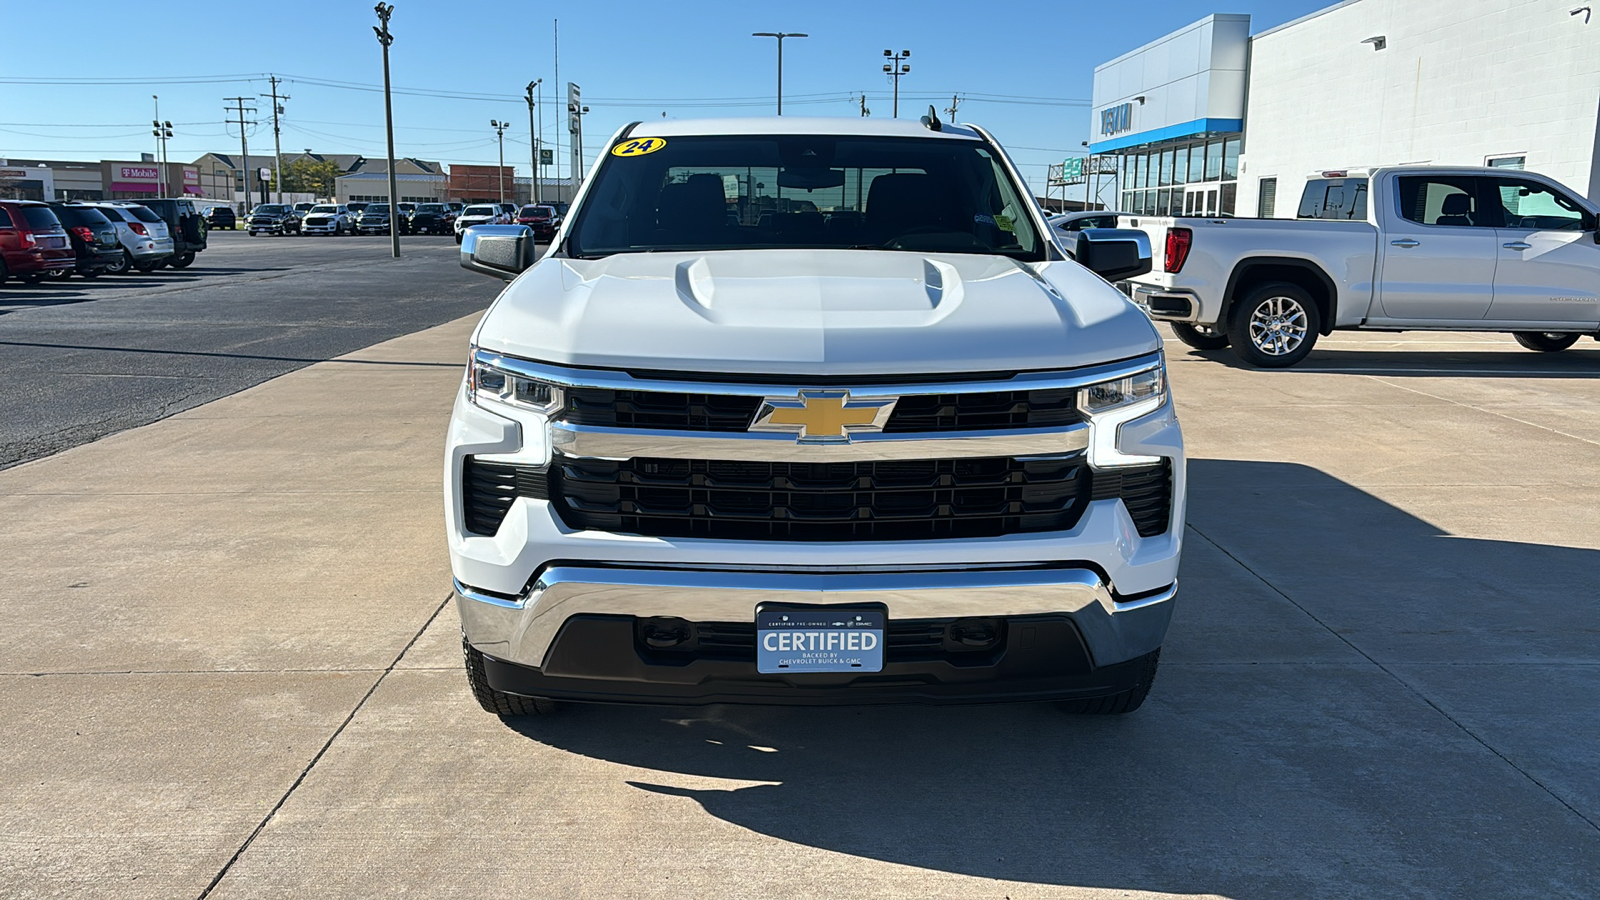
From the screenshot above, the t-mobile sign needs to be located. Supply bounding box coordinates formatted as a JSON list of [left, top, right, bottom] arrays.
[[119, 166, 159, 180]]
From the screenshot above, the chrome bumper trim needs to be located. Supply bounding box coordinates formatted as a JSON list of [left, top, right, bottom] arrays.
[[551, 421, 1090, 462], [454, 568, 1175, 670]]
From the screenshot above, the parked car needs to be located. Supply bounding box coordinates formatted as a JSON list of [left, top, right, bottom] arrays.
[[1049, 210, 1125, 235], [205, 206, 237, 230], [497, 202, 518, 222], [89, 202, 174, 273], [136, 198, 207, 268], [446, 201, 465, 215], [0, 200, 74, 284], [294, 202, 316, 215], [354, 203, 395, 235], [407, 203, 454, 235], [46, 203, 122, 279], [516, 204, 561, 239], [397, 202, 417, 220], [447, 117, 1175, 717], [1121, 165, 1600, 366], [346, 201, 370, 219], [301, 204, 353, 236], [453, 203, 507, 243], [247, 204, 301, 236]]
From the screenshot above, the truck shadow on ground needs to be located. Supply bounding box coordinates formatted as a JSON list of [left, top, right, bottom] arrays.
[[505, 459, 1599, 898], [1174, 343, 1600, 377]]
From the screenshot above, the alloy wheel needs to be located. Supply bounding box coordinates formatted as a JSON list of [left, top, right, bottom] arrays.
[[1247, 296, 1309, 357]]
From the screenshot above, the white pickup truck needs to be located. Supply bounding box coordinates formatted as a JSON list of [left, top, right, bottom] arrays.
[[446, 116, 1184, 717], [1122, 165, 1600, 367]]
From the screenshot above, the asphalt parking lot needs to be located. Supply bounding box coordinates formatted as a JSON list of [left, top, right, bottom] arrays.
[[1, 251, 1597, 898]]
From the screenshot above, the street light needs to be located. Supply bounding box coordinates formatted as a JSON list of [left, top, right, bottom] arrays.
[[882, 49, 910, 118], [151, 97, 173, 198], [525, 79, 542, 205], [490, 120, 509, 206], [752, 32, 807, 115], [374, 2, 399, 258]]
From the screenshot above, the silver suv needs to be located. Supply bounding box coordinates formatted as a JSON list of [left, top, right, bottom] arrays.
[[88, 202, 174, 274]]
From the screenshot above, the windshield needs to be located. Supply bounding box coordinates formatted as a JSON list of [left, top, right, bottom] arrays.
[[569, 134, 1043, 260], [310, 205, 337, 214], [366, 204, 390, 214], [464, 206, 498, 216], [255, 205, 287, 214], [419, 204, 445, 213]]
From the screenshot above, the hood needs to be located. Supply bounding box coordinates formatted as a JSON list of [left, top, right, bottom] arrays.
[[475, 249, 1160, 376]]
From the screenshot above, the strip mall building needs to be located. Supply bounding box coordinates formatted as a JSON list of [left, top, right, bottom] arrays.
[[1090, 0, 1600, 218]]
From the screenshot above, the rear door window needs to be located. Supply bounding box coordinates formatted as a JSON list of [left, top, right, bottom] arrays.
[[126, 206, 163, 223], [0, 209, 13, 228], [1395, 176, 1486, 227], [99, 208, 127, 222]]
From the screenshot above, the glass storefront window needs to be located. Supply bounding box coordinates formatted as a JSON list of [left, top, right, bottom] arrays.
[[1143, 189, 1155, 213], [1159, 149, 1174, 187], [1223, 139, 1240, 180], [1188, 144, 1204, 183], [1205, 141, 1222, 181], [1221, 182, 1237, 216], [1174, 146, 1189, 185], [1129, 154, 1141, 190]]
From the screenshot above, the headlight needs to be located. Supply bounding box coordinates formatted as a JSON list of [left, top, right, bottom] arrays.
[[1079, 366, 1164, 415], [467, 353, 564, 415], [1080, 363, 1168, 468]]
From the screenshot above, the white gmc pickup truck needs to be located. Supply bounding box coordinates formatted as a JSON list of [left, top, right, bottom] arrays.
[[445, 116, 1185, 717], [1123, 166, 1600, 366]]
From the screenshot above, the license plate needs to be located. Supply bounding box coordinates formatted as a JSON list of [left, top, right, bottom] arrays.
[[756, 606, 885, 674]]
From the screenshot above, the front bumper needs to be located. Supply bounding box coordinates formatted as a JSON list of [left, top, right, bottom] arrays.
[[302, 221, 340, 234], [459, 566, 1174, 705], [248, 221, 293, 233]]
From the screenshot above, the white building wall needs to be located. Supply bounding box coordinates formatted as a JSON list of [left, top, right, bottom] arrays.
[[1239, 0, 1600, 216], [1091, 14, 1250, 147]]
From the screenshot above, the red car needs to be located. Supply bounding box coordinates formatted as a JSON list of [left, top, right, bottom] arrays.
[[515, 204, 561, 239], [0, 200, 75, 285]]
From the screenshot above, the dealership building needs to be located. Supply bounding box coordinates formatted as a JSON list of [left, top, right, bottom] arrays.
[[1090, 0, 1600, 217]]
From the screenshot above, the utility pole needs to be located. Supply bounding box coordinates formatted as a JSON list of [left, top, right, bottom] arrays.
[[224, 96, 256, 215], [374, 3, 399, 258], [553, 19, 561, 201], [525, 79, 542, 205], [751, 32, 807, 115], [490, 120, 509, 206], [882, 49, 910, 118], [945, 93, 961, 123], [262, 76, 289, 204], [858, 93, 870, 117]]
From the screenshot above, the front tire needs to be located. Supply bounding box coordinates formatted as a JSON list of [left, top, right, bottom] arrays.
[[463, 637, 558, 717], [1170, 322, 1230, 351], [1058, 649, 1161, 715], [169, 251, 195, 269], [1226, 282, 1321, 368], [1512, 332, 1580, 352]]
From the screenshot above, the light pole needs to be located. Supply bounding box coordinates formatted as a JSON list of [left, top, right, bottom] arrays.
[[882, 49, 910, 118], [752, 32, 807, 115], [525, 79, 542, 205], [151, 101, 172, 198], [490, 120, 509, 206], [374, 3, 400, 258]]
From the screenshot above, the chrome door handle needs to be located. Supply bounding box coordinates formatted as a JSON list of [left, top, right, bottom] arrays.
[[1502, 241, 1532, 250], [1390, 239, 1420, 248]]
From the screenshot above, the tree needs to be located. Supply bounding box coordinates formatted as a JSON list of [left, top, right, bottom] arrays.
[[271, 159, 343, 198]]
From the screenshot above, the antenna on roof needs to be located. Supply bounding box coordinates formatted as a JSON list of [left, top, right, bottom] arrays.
[[920, 104, 942, 132]]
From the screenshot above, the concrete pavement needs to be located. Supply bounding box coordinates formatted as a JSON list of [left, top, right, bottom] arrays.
[[1, 321, 1596, 898]]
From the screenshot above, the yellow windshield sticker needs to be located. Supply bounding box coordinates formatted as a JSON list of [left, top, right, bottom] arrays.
[[611, 137, 668, 157], [994, 214, 1015, 232]]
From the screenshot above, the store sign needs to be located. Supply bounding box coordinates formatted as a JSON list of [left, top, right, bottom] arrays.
[[0, 169, 29, 179], [1100, 102, 1133, 137], [119, 166, 159, 180], [183, 167, 199, 183]]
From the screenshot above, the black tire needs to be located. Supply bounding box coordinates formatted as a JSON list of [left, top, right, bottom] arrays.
[[1170, 321, 1231, 350], [1512, 332, 1580, 352], [21, 274, 44, 284], [0, 259, 7, 285], [169, 251, 195, 269], [81, 270, 101, 280], [454, 231, 463, 245], [1057, 648, 1161, 715], [463, 637, 558, 717], [1226, 281, 1322, 368], [106, 251, 131, 275]]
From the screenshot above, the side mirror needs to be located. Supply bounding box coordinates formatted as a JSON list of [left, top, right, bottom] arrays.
[[1072, 227, 1152, 281], [460, 224, 537, 281]]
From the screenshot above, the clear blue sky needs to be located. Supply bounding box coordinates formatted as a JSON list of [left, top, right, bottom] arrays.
[[1, 0, 1329, 194]]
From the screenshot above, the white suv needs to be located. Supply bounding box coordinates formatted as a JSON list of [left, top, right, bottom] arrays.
[[453, 204, 508, 244], [446, 117, 1183, 717], [299, 204, 352, 236], [88, 202, 174, 273]]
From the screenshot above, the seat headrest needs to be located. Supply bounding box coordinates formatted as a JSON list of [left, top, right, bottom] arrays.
[[1441, 193, 1472, 216], [866, 173, 950, 231]]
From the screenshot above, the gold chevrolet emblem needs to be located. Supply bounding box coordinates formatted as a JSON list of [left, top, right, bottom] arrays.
[[749, 390, 898, 443]]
